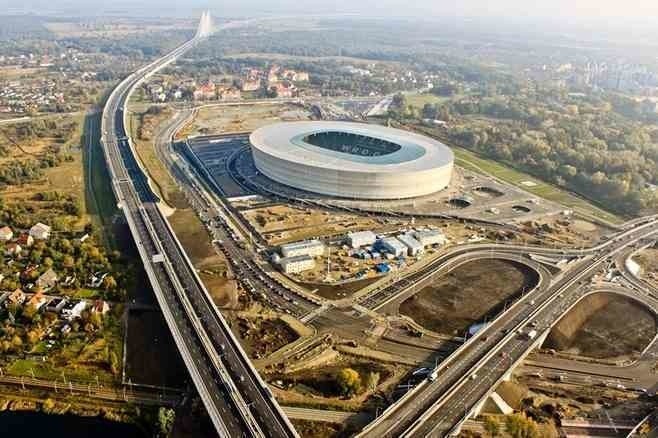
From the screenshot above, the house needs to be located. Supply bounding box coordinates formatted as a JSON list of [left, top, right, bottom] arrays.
[[218, 86, 241, 101], [61, 300, 87, 321], [36, 268, 58, 290], [5, 242, 22, 256], [29, 222, 51, 240], [241, 79, 261, 92], [193, 82, 216, 100], [88, 272, 108, 288], [272, 82, 295, 98], [5, 288, 26, 307], [26, 292, 48, 311], [0, 226, 13, 241], [45, 297, 68, 313], [17, 233, 34, 247], [91, 299, 110, 315]]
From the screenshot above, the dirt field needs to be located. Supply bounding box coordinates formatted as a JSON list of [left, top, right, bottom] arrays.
[[241, 204, 380, 245], [180, 103, 311, 137], [635, 246, 658, 288], [544, 293, 656, 360], [229, 315, 299, 360], [399, 259, 539, 336]]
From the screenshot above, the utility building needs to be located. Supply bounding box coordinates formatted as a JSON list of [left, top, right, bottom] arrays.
[[414, 230, 447, 247], [347, 230, 377, 248], [377, 237, 407, 257], [279, 255, 315, 274], [398, 234, 424, 256], [280, 240, 325, 258]]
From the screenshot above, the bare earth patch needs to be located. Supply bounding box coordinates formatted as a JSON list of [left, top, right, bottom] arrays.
[[400, 259, 538, 336], [544, 293, 656, 361]]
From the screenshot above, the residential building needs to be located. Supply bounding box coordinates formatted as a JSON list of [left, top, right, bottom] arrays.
[[92, 299, 110, 315], [5, 288, 26, 307], [36, 268, 58, 290], [218, 86, 241, 101], [398, 233, 424, 257], [5, 242, 21, 256], [279, 255, 315, 274], [26, 292, 47, 311], [272, 82, 295, 98], [0, 226, 13, 241], [347, 231, 377, 249], [241, 79, 261, 92], [45, 297, 68, 313], [62, 300, 87, 320], [29, 222, 51, 240], [17, 233, 33, 247], [280, 240, 325, 258]]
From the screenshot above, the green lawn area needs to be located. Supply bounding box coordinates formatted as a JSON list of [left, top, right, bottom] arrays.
[[405, 93, 452, 110], [451, 146, 623, 225]]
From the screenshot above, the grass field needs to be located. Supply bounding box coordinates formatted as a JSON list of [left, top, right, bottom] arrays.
[[405, 93, 452, 110], [450, 146, 623, 225]]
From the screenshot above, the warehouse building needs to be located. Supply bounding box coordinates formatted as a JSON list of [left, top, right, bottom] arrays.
[[279, 255, 316, 274], [280, 240, 325, 258], [398, 234, 424, 256], [377, 237, 407, 257], [347, 230, 377, 248], [414, 230, 447, 247]]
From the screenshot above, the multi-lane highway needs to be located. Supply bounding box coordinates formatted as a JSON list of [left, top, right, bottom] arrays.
[[100, 24, 298, 438], [359, 219, 658, 437]]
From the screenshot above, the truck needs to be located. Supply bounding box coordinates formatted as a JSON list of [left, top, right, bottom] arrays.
[[526, 329, 538, 340], [428, 369, 439, 382]]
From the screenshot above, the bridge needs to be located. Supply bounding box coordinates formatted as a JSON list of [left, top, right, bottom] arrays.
[[99, 13, 298, 438]]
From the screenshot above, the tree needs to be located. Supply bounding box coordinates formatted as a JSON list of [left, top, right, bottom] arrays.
[[103, 275, 118, 291], [336, 368, 362, 397], [505, 413, 539, 438], [484, 415, 501, 437], [158, 407, 176, 437], [364, 371, 380, 392]]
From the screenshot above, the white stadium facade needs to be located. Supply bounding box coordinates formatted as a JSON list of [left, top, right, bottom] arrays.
[[249, 121, 454, 200]]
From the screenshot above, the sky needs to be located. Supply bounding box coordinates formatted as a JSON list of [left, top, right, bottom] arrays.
[[2, 0, 658, 22]]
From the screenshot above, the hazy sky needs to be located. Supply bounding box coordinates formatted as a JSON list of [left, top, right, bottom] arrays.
[[2, 0, 658, 22]]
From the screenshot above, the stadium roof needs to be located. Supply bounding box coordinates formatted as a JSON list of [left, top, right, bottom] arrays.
[[250, 121, 453, 173]]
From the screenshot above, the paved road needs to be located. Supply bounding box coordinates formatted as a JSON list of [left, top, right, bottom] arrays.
[[100, 30, 298, 437]]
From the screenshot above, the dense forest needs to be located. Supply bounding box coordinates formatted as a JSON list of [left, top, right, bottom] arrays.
[[402, 87, 658, 216]]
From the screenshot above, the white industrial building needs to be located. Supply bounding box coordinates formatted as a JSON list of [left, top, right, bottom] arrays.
[[414, 230, 447, 247], [378, 237, 407, 257], [398, 234, 424, 256], [279, 255, 316, 274], [280, 239, 325, 258], [347, 230, 377, 248]]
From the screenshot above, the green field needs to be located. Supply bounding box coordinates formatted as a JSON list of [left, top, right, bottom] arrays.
[[451, 146, 623, 225], [405, 93, 452, 110]]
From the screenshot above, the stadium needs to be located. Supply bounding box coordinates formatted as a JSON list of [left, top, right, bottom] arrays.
[[249, 121, 454, 199]]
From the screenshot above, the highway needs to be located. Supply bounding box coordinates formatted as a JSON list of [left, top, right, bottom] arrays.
[[100, 21, 298, 438], [358, 219, 658, 437]]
